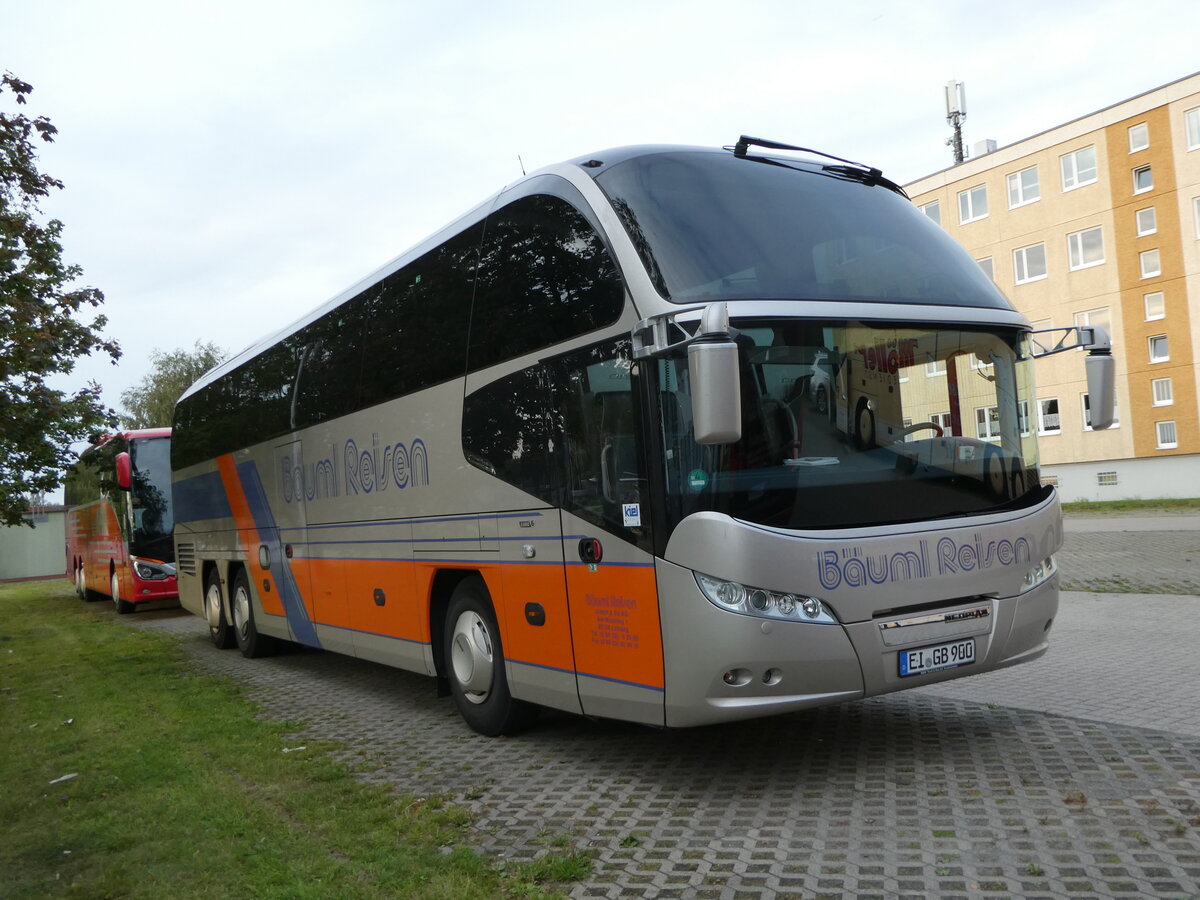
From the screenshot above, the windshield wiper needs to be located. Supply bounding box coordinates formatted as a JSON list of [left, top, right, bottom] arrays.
[[730, 135, 907, 197]]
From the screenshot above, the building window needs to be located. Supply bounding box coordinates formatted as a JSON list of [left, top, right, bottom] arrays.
[[976, 257, 994, 280], [1156, 421, 1178, 450], [1136, 207, 1157, 237], [1013, 242, 1047, 284], [958, 184, 988, 224], [1038, 398, 1061, 435], [1007, 166, 1040, 208], [1140, 248, 1161, 278], [1187, 107, 1200, 151], [1144, 291, 1165, 320], [1152, 377, 1173, 406], [925, 356, 947, 378], [1067, 226, 1105, 270], [1128, 123, 1149, 152], [1149, 334, 1169, 363], [1132, 165, 1153, 194], [1061, 146, 1098, 191], [1097, 471, 1118, 486], [920, 200, 941, 226], [1142, 292, 1161, 321], [1081, 393, 1120, 430], [932, 412, 952, 432], [976, 406, 1000, 440]]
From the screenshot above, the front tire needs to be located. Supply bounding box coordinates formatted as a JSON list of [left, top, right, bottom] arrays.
[[111, 570, 135, 615], [204, 569, 236, 649], [444, 577, 535, 736], [231, 568, 274, 658]]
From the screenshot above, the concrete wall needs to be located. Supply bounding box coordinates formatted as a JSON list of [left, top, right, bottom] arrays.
[[1046, 452, 1200, 502], [0, 508, 67, 582]]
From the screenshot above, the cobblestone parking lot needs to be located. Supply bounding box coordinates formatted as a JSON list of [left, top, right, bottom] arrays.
[[119, 513, 1200, 899]]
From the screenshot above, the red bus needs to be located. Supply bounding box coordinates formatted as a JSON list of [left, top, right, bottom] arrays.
[[65, 429, 178, 612]]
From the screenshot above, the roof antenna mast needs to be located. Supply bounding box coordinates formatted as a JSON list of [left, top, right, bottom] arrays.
[[945, 80, 967, 165]]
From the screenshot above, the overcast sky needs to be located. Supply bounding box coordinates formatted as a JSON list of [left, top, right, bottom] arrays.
[[5, 0, 1200, 423]]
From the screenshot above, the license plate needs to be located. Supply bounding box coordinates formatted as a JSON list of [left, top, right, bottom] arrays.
[[898, 638, 976, 676]]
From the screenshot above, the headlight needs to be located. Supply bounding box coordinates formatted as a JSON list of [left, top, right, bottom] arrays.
[[131, 558, 176, 581], [1021, 555, 1057, 592], [695, 573, 838, 624]]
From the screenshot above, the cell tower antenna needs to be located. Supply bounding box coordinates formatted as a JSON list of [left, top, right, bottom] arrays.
[[945, 80, 967, 165]]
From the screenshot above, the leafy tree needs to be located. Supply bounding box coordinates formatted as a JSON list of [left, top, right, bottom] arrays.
[[1, 73, 120, 527], [119, 340, 225, 429]]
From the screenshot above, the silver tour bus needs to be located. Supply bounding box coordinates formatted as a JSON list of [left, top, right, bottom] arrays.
[[171, 137, 1113, 735]]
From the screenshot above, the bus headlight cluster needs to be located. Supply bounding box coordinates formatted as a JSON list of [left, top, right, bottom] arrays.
[[695, 573, 838, 624], [132, 558, 176, 581], [1021, 555, 1056, 592]]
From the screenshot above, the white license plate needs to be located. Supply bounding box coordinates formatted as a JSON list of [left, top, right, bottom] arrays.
[[898, 638, 976, 676]]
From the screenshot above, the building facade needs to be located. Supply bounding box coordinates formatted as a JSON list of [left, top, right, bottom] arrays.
[[906, 72, 1200, 501]]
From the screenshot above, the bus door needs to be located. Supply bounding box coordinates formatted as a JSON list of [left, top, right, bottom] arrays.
[[551, 343, 664, 727]]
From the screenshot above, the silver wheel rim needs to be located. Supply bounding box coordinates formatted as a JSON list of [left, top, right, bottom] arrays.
[[450, 610, 494, 705], [111, 572, 120, 609], [205, 583, 222, 632], [233, 583, 251, 641]]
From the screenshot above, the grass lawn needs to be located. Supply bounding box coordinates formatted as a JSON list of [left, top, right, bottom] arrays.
[[0, 581, 589, 899], [1061, 497, 1200, 514]]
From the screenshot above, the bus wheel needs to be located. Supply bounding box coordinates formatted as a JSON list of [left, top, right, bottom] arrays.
[[204, 570, 236, 650], [231, 569, 273, 658], [444, 577, 535, 736], [984, 446, 1008, 499], [815, 385, 828, 416], [111, 571, 135, 615], [855, 400, 876, 450]]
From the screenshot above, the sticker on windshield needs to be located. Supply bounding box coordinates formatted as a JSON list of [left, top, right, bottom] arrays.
[[688, 469, 708, 492], [622, 503, 642, 527]]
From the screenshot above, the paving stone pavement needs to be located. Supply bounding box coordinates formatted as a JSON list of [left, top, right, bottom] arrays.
[[115, 514, 1200, 899]]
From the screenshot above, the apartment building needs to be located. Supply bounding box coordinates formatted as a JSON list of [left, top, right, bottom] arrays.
[[906, 72, 1200, 501]]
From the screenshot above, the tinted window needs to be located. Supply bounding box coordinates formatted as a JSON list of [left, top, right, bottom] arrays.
[[359, 223, 480, 409], [293, 298, 368, 429], [469, 193, 624, 372], [462, 365, 557, 501], [594, 150, 1010, 309]]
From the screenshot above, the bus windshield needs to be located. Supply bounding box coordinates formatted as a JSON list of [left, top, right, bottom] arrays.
[[655, 318, 1043, 532], [129, 437, 174, 559], [594, 149, 1009, 310]]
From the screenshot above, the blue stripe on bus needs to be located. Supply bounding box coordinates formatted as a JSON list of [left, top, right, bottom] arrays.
[[576, 670, 666, 693], [234, 461, 322, 650], [173, 471, 233, 523]]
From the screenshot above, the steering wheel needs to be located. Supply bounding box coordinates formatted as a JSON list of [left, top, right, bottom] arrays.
[[895, 421, 944, 440]]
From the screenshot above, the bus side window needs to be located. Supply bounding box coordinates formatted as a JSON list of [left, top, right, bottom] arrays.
[[360, 223, 480, 409], [469, 191, 623, 373], [461, 366, 556, 503], [292, 299, 368, 429]]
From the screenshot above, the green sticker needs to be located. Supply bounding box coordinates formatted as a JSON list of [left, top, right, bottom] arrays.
[[688, 469, 708, 491]]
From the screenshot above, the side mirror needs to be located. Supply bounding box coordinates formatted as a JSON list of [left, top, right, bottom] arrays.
[[689, 304, 742, 444], [1085, 352, 1115, 430], [115, 452, 133, 491]]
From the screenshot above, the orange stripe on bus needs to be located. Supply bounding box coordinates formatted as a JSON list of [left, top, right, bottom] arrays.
[[214, 455, 287, 617]]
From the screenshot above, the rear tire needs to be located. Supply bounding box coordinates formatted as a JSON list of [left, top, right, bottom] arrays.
[[231, 568, 274, 658], [111, 570, 135, 615], [444, 577, 535, 736], [854, 400, 876, 450], [204, 569, 236, 649]]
